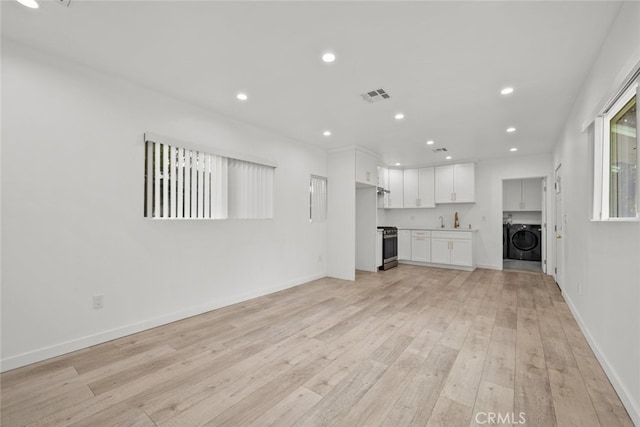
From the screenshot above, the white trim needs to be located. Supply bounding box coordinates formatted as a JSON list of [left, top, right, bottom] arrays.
[[0, 273, 326, 372], [563, 293, 640, 427], [398, 260, 475, 272], [476, 264, 503, 271], [595, 82, 638, 221], [144, 132, 278, 168]]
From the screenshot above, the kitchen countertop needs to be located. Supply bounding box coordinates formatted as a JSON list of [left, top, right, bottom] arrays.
[[395, 227, 478, 232]]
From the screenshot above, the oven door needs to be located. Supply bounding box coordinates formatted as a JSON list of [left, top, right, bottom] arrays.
[[383, 234, 398, 263]]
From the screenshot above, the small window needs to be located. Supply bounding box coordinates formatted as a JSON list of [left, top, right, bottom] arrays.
[[593, 80, 638, 220], [310, 175, 327, 223]]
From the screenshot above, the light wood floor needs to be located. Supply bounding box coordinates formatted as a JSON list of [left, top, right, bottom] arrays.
[[1, 266, 633, 427]]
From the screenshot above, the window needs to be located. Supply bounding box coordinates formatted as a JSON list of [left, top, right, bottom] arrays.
[[144, 135, 274, 220], [310, 175, 327, 222], [593, 79, 638, 220], [608, 95, 637, 218]]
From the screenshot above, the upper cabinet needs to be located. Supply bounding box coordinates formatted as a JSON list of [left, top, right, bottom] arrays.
[[504, 178, 542, 211], [377, 166, 389, 191], [404, 167, 435, 208], [387, 169, 404, 208], [435, 163, 475, 203], [356, 150, 378, 186]]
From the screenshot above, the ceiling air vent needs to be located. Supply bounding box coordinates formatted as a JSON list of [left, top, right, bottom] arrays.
[[432, 148, 448, 153], [360, 88, 391, 103]]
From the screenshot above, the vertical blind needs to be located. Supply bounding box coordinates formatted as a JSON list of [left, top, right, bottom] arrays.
[[228, 159, 274, 219], [310, 175, 328, 222], [144, 139, 273, 220]]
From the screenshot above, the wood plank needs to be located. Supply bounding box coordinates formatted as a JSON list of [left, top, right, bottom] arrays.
[[481, 325, 516, 388], [293, 360, 388, 426], [338, 352, 425, 426], [382, 344, 458, 427], [573, 353, 634, 427], [425, 396, 472, 427], [514, 307, 557, 427], [469, 380, 515, 427], [245, 386, 322, 427], [548, 365, 600, 427]]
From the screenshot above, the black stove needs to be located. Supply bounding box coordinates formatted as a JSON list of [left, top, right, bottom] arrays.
[[377, 226, 398, 270]]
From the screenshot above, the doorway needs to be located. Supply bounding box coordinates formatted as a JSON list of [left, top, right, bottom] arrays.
[[554, 164, 564, 289], [502, 177, 546, 273]]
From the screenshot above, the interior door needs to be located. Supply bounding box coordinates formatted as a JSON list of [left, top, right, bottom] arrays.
[[554, 165, 563, 289]]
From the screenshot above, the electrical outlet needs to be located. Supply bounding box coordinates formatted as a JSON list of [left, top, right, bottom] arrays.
[[93, 295, 104, 309]]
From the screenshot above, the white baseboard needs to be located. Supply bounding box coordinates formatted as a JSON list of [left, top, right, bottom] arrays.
[[0, 272, 327, 372], [563, 293, 640, 426], [398, 260, 475, 272], [476, 264, 503, 270]]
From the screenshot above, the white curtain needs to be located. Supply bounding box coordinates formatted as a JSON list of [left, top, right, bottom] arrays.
[[310, 175, 327, 223], [228, 159, 274, 219]]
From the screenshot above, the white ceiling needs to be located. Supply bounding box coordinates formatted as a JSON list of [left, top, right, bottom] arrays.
[[2, 1, 622, 167]]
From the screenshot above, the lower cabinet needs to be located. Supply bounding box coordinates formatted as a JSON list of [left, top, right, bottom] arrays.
[[397, 229, 475, 269], [410, 230, 430, 262], [430, 231, 473, 267], [398, 230, 411, 260]]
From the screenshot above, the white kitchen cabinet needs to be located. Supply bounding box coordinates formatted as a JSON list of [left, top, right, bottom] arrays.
[[503, 178, 542, 211], [388, 169, 404, 208], [356, 150, 378, 186], [398, 230, 411, 260], [450, 239, 473, 266], [503, 179, 523, 211], [523, 178, 542, 211], [435, 163, 475, 203], [430, 231, 474, 267], [410, 230, 430, 262], [430, 238, 451, 264], [377, 166, 389, 191], [404, 167, 435, 208]]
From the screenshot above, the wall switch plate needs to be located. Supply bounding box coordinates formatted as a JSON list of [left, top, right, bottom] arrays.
[[93, 295, 104, 309]]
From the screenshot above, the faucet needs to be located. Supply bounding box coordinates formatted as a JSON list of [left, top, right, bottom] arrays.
[[439, 216, 444, 228]]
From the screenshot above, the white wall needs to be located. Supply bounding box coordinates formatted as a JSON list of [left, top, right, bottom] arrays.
[[552, 3, 640, 424], [383, 153, 553, 270], [355, 187, 377, 272], [1, 42, 328, 371], [327, 149, 355, 281]]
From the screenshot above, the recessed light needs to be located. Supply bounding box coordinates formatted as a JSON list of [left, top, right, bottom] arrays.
[[506, 127, 516, 133], [426, 140, 435, 145], [501, 87, 514, 95], [323, 130, 331, 137], [395, 163, 401, 166], [322, 52, 336, 63], [395, 113, 405, 120], [236, 93, 248, 101], [16, 0, 38, 8], [510, 147, 518, 152], [445, 156, 452, 160]]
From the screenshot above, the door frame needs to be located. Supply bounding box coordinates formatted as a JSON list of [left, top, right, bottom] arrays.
[[501, 176, 548, 272], [554, 163, 563, 288]]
